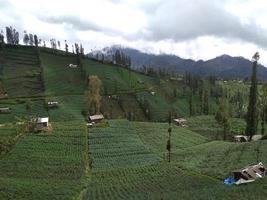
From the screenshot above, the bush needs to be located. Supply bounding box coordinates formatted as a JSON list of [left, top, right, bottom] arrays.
[[261, 134, 267, 140]]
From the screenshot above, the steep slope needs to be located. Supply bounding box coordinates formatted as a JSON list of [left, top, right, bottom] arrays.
[[1, 45, 44, 97]]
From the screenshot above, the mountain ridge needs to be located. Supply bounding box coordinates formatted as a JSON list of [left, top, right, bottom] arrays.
[[88, 46, 267, 80]]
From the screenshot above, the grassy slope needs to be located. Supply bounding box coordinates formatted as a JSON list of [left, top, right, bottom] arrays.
[[1, 46, 43, 97], [41, 51, 86, 96]]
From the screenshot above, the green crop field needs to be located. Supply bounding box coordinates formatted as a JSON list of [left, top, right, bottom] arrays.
[[40, 51, 86, 96], [0, 98, 48, 124], [0, 123, 23, 155], [46, 95, 85, 122], [85, 120, 267, 200], [133, 121, 208, 156], [82, 59, 155, 95], [172, 140, 267, 179], [89, 120, 161, 171], [0, 121, 88, 200], [0, 46, 43, 97]]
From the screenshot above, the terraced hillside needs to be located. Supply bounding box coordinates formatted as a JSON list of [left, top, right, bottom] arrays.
[[40, 51, 86, 96], [0, 45, 266, 200], [89, 120, 161, 171], [85, 120, 267, 199], [0, 45, 43, 97], [0, 121, 88, 200]]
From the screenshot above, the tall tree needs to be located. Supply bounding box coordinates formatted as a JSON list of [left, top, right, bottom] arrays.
[[5, 27, 13, 44], [245, 52, 260, 140], [166, 112, 172, 162], [65, 40, 68, 53], [84, 75, 102, 115], [34, 35, 38, 47], [260, 83, 267, 135], [0, 30, 4, 43], [215, 98, 231, 140], [29, 34, 34, 46], [23, 31, 30, 45]]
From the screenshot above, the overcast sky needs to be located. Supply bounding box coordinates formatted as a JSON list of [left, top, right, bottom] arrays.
[[1, 0, 267, 65]]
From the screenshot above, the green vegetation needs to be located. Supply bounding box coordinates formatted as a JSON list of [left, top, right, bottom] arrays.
[[41, 51, 86, 96], [0, 121, 88, 200], [1, 46, 267, 200], [0, 123, 23, 155], [89, 120, 161, 171], [1, 46, 43, 97]]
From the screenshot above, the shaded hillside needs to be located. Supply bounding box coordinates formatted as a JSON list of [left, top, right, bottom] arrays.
[[90, 46, 267, 80]]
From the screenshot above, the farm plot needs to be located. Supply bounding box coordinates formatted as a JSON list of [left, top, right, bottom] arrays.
[[82, 59, 155, 95], [0, 98, 48, 124], [40, 52, 86, 96], [0, 121, 88, 200], [132, 121, 208, 157], [172, 140, 267, 179], [88, 120, 161, 171], [84, 163, 266, 200], [136, 91, 172, 122], [1, 46, 43, 97], [47, 95, 85, 122], [0, 124, 23, 155]]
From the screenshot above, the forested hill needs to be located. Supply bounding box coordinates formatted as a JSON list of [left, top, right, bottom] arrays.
[[89, 46, 267, 80]]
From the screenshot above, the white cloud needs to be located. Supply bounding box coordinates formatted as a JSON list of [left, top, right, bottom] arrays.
[[1, 0, 267, 65]]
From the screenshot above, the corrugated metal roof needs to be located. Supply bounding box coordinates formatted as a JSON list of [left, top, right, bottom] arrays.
[[89, 114, 104, 121], [37, 117, 49, 123]]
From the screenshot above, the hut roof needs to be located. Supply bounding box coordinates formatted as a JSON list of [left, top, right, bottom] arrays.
[[37, 117, 49, 123], [89, 114, 104, 121]]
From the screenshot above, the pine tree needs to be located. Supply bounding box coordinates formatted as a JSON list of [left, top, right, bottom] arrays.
[[0, 30, 4, 43], [245, 52, 260, 140], [34, 35, 38, 47], [5, 27, 12, 44], [29, 34, 34, 46], [215, 98, 231, 140], [23, 31, 30, 45]]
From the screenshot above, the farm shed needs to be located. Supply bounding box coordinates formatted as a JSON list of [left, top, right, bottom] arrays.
[[137, 80, 144, 84], [234, 135, 249, 143], [47, 101, 59, 108], [232, 162, 266, 185], [0, 107, 10, 114], [88, 114, 104, 123], [36, 117, 49, 131], [68, 64, 78, 68], [173, 118, 187, 127]]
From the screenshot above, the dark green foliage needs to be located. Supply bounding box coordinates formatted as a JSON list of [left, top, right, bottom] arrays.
[[246, 60, 259, 139], [215, 99, 231, 140]]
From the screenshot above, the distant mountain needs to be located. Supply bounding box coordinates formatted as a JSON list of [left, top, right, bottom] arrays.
[[87, 46, 267, 80]]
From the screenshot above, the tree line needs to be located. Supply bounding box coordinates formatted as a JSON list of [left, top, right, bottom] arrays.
[[0, 26, 84, 55]]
